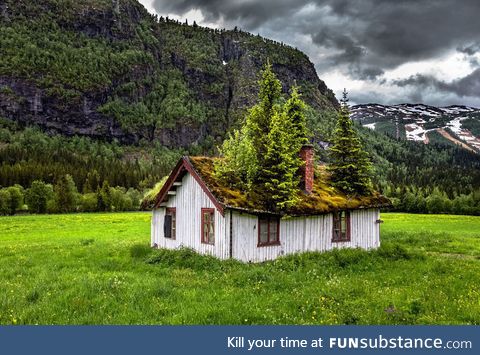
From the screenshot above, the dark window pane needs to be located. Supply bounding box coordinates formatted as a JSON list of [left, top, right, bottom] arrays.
[[164, 214, 172, 238]]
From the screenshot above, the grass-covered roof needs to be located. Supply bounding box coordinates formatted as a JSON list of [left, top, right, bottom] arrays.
[[188, 156, 390, 216]]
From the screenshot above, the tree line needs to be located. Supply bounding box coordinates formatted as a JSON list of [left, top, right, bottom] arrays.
[[384, 186, 480, 215], [0, 175, 142, 216]]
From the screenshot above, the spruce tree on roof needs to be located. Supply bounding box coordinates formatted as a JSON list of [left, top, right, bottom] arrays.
[[284, 86, 309, 146], [260, 109, 302, 211], [327, 89, 373, 195], [247, 61, 282, 166]]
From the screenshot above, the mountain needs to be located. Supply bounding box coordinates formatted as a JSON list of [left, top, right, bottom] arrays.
[[351, 103, 480, 153], [0, 0, 337, 147]]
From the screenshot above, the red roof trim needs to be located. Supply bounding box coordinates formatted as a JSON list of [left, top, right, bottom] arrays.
[[153, 157, 225, 216], [153, 158, 185, 209]]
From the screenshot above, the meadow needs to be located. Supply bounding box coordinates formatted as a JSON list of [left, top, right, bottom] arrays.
[[0, 212, 479, 325]]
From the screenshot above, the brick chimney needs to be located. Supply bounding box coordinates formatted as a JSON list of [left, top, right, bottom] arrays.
[[299, 145, 314, 194]]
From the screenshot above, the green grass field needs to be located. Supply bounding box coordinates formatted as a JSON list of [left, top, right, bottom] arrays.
[[0, 212, 479, 325]]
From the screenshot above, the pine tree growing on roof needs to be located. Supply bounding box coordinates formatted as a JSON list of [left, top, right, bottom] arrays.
[[284, 86, 309, 146], [260, 109, 302, 210], [327, 89, 373, 195]]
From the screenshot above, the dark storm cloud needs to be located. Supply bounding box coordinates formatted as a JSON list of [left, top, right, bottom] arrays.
[[394, 68, 480, 98], [150, 0, 480, 103], [457, 42, 480, 56], [350, 67, 385, 81]]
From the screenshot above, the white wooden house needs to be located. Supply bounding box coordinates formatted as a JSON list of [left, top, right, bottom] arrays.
[[151, 146, 390, 262]]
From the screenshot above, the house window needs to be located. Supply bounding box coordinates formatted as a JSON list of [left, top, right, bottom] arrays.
[[332, 210, 350, 242], [201, 208, 215, 245], [164, 207, 176, 239], [258, 216, 280, 247]]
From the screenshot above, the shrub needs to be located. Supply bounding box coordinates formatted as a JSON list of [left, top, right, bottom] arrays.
[[110, 186, 134, 211], [79, 193, 98, 212], [0, 189, 10, 215], [25, 180, 53, 214], [6, 185, 24, 215]]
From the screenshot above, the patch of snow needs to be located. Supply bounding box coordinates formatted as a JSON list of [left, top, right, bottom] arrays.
[[405, 123, 427, 142], [363, 123, 376, 130], [222, 60, 227, 65], [446, 116, 467, 135], [445, 118, 480, 149], [460, 134, 475, 141]]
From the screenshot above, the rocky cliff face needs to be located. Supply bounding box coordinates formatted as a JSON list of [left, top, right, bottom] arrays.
[[0, 0, 338, 147]]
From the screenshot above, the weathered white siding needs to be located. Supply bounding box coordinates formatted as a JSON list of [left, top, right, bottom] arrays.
[[151, 207, 165, 247], [151, 173, 229, 259], [349, 208, 381, 250], [231, 208, 380, 262]]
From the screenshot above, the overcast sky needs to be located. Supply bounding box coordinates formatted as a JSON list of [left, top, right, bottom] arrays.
[[139, 0, 480, 107]]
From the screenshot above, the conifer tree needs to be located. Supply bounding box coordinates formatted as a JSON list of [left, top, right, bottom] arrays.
[[83, 170, 100, 193], [260, 110, 302, 210], [54, 174, 78, 213], [284, 86, 308, 145], [327, 89, 372, 195], [97, 180, 112, 212], [246, 62, 282, 167]]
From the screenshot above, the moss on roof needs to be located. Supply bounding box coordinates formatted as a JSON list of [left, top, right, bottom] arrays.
[[188, 156, 390, 216]]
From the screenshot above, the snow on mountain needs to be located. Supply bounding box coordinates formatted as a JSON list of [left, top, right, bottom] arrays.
[[405, 123, 427, 142], [353, 103, 480, 152]]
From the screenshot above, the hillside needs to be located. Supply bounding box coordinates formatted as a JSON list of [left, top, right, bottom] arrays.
[[0, 0, 337, 147], [351, 104, 480, 152]]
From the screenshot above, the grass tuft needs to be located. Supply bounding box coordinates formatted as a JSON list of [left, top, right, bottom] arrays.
[[146, 246, 224, 271], [25, 290, 40, 303], [130, 243, 152, 259], [79, 238, 95, 246], [376, 242, 421, 260]]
